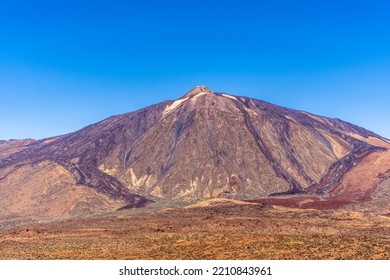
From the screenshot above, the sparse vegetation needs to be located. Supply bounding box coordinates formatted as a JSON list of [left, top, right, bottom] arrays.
[[0, 203, 388, 260]]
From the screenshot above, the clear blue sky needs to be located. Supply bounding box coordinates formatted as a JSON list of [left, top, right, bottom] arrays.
[[1, 0, 389, 140]]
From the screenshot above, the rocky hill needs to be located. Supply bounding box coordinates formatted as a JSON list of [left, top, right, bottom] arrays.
[[1, 86, 389, 222]]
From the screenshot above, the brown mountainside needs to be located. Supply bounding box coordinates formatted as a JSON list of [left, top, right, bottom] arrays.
[[1, 86, 389, 222]]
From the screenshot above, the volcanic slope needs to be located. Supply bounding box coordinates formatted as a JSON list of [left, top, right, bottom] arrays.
[[0, 85, 389, 222]]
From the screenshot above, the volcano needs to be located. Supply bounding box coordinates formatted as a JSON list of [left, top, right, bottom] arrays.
[[1, 85, 390, 222]]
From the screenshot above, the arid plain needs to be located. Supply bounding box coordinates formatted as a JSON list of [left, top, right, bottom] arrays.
[[1, 195, 389, 260]]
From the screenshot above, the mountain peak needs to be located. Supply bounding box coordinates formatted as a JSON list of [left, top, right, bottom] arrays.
[[1, 86, 389, 224], [182, 85, 214, 98]]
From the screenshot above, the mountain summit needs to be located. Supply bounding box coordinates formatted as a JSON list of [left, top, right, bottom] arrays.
[[182, 85, 214, 98], [1, 87, 390, 221]]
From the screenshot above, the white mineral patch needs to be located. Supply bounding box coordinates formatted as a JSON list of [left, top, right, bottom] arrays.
[[163, 97, 189, 116], [128, 168, 149, 187], [175, 184, 197, 199], [191, 91, 207, 100], [243, 106, 258, 116], [190, 177, 200, 189], [221, 94, 238, 101], [285, 115, 298, 123], [150, 186, 164, 198], [98, 164, 117, 176]]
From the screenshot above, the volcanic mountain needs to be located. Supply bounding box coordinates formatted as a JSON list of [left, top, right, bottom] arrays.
[[1, 86, 390, 222]]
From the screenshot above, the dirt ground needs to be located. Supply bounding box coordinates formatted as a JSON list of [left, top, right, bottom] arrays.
[[0, 201, 389, 260]]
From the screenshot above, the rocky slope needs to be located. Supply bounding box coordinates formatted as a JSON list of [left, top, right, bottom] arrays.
[[0, 139, 36, 160], [1, 85, 389, 222]]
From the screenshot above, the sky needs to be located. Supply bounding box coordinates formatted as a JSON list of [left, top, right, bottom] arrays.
[[0, 0, 389, 140]]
